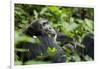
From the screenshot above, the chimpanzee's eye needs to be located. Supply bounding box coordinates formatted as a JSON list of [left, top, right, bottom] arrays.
[[43, 22, 47, 26], [49, 27, 51, 29]]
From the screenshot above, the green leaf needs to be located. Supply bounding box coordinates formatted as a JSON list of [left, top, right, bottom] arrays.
[[15, 31, 40, 45], [47, 47, 57, 56], [34, 10, 38, 19]]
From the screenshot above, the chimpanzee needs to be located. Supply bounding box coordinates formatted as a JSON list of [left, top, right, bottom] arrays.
[[15, 18, 66, 64], [76, 33, 94, 60], [82, 33, 94, 59]]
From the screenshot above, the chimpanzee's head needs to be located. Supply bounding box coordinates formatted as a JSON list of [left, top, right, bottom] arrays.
[[23, 19, 56, 37]]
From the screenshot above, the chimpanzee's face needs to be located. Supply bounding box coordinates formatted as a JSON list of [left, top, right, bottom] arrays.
[[39, 19, 56, 36]]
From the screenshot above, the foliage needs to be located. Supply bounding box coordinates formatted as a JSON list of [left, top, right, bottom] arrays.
[[15, 31, 40, 45], [47, 47, 57, 56], [14, 4, 94, 65]]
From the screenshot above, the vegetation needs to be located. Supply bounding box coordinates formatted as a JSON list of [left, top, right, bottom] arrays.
[[14, 3, 94, 65]]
